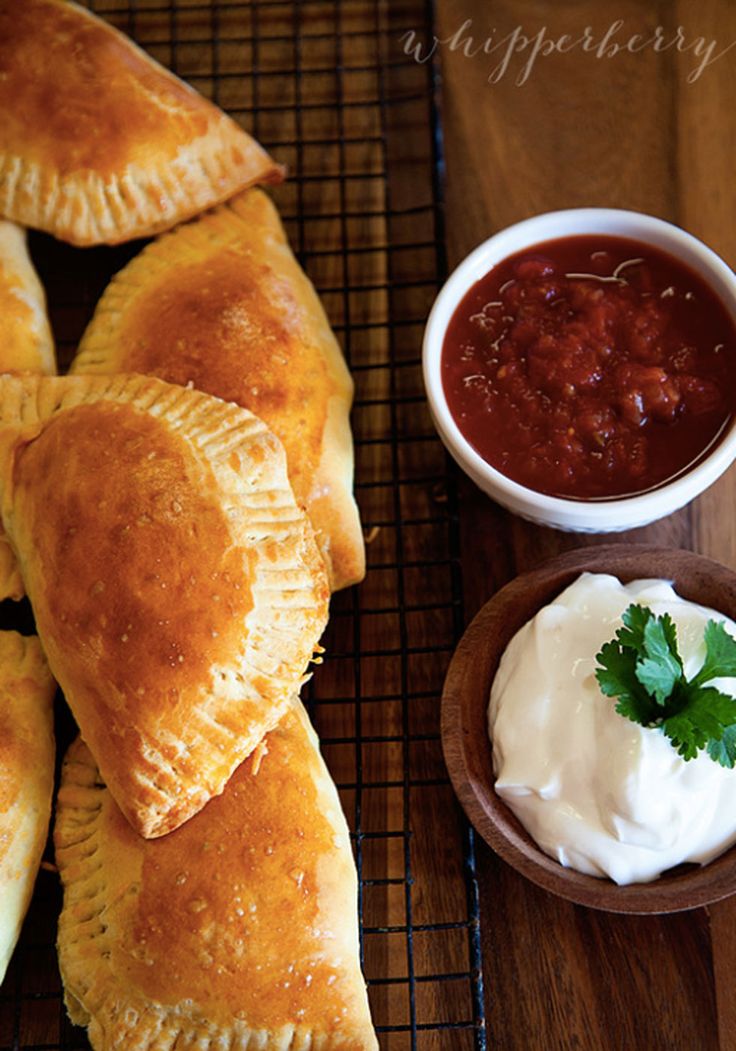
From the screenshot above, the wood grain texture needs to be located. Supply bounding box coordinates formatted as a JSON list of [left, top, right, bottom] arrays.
[[436, 0, 736, 1046]]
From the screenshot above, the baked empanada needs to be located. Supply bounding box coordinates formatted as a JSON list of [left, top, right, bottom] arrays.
[[0, 374, 329, 839], [0, 221, 55, 375], [56, 703, 378, 1050], [0, 219, 55, 600], [0, 0, 283, 246], [72, 189, 365, 590], [0, 631, 55, 984]]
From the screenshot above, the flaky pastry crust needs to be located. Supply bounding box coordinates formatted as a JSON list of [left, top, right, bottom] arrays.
[[56, 705, 378, 1050], [0, 0, 284, 246], [0, 632, 56, 983], [73, 189, 365, 590], [0, 221, 55, 376], [0, 219, 56, 600], [0, 374, 329, 838]]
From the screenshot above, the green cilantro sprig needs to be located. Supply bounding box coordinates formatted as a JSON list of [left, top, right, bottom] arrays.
[[594, 604, 736, 767]]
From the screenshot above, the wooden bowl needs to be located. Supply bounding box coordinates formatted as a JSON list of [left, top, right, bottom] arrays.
[[441, 544, 736, 913]]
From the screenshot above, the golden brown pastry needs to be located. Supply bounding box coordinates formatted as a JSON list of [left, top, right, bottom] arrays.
[[56, 703, 378, 1050], [0, 524, 22, 601], [0, 0, 283, 246], [0, 632, 55, 984], [0, 220, 55, 375], [0, 219, 56, 600], [0, 374, 329, 839], [72, 188, 365, 590]]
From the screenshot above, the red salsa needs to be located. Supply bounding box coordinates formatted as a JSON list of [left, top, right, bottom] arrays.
[[441, 235, 736, 499]]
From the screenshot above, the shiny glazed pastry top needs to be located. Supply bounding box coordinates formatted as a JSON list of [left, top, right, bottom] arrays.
[[0, 0, 283, 245], [0, 374, 329, 839], [0, 219, 56, 601], [0, 220, 55, 376], [0, 631, 56, 984], [56, 703, 378, 1050], [73, 188, 365, 591]]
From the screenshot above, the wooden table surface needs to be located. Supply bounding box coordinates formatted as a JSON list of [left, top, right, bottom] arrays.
[[1, 3, 734, 1050], [435, 0, 736, 1048]]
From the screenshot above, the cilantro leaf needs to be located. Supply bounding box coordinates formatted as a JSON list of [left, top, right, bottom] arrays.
[[635, 615, 684, 704], [636, 656, 680, 706], [663, 687, 736, 757], [595, 604, 736, 766], [642, 612, 683, 670], [692, 620, 736, 687], [616, 604, 653, 656], [595, 640, 658, 726], [658, 613, 684, 673], [707, 724, 736, 769], [663, 711, 707, 761]]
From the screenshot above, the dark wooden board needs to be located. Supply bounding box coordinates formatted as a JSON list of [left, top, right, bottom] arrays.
[[435, 0, 736, 1046]]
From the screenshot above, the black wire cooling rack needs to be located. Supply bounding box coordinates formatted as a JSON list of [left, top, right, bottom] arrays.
[[0, 2, 487, 1048]]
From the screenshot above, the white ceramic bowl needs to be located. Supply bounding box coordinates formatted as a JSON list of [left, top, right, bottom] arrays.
[[423, 208, 736, 532]]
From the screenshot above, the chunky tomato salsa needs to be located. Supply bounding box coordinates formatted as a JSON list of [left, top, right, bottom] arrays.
[[441, 235, 736, 499]]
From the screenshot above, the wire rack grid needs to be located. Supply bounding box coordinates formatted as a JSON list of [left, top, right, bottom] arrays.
[[0, 2, 487, 1049]]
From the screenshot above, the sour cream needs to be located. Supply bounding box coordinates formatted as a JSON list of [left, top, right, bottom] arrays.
[[488, 573, 736, 885]]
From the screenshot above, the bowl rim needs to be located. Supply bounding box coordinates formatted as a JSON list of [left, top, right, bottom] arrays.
[[422, 207, 736, 528], [441, 543, 736, 913]]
